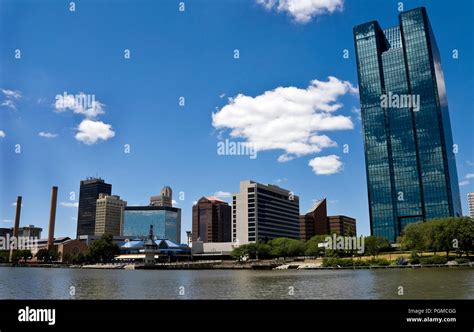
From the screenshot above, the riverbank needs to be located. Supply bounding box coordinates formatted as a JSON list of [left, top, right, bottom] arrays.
[[2, 260, 473, 270]]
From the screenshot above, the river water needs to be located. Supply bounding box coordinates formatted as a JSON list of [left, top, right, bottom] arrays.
[[0, 267, 472, 299]]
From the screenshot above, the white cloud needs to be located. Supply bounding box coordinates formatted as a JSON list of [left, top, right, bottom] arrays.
[[308, 154, 343, 175], [172, 200, 178, 206], [1, 89, 21, 110], [39, 131, 58, 138], [1, 89, 21, 99], [55, 92, 105, 118], [459, 180, 470, 186], [351, 107, 361, 120], [1, 100, 17, 110], [0, 219, 12, 223], [256, 0, 344, 24], [75, 119, 115, 145], [465, 173, 474, 179], [0, 130, 5, 138], [212, 76, 355, 162], [60, 202, 79, 208], [214, 191, 232, 198]]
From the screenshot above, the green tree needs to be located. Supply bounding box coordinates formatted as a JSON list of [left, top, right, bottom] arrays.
[[364, 236, 390, 258], [0, 250, 9, 263], [304, 235, 327, 257], [399, 223, 424, 252], [268, 238, 305, 258], [88, 234, 119, 263], [399, 217, 474, 257], [35, 249, 59, 263], [231, 246, 246, 261]]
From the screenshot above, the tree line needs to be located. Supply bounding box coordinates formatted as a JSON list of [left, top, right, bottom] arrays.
[[231, 217, 473, 261]]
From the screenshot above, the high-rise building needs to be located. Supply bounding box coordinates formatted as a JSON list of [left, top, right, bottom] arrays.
[[232, 180, 300, 244], [468, 193, 474, 219], [299, 198, 357, 240], [150, 186, 173, 207], [192, 196, 231, 243], [354, 7, 462, 242], [327, 216, 357, 236], [94, 194, 127, 236], [300, 199, 328, 241], [76, 177, 112, 237], [123, 206, 181, 243]]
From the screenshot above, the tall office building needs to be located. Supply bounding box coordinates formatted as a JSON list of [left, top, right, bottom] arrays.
[[76, 177, 112, 237], [299, 198, 357, 240], [327, 216, 357, 236], [123, 206, 181, 243], [94, 194, 127, 236], [468, 193, 474, 219], [192, 196, 231, 243], [300, 199, 328, 241], [354, 7, 462, 242], [232, 180, 300, 244]]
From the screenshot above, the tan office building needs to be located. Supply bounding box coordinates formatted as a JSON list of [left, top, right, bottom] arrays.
[[94, 194, 127, 236]]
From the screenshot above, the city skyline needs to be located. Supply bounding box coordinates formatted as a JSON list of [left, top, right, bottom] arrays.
[[1, 0, 473, 243]]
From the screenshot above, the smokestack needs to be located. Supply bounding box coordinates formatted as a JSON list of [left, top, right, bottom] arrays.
[[12, 196, 22, 238], [47, 186, 58, 249], [10, 196, 22, 262]]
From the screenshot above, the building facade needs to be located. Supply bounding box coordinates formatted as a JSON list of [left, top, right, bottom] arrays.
[[468, 193, 474, 219], [123, 206, 181, 243], [328, 215, 357, 236], [150, 186, 173, 207], [300, 199, 328, 241], [76, 178, 112, 237], [299, 199, 357, 239], [18, 225, 42, 238], [354, 7, 462, 242], [94, 194, 127, 236], [232, 180, 300, 244], [192, 196, 231, 243]]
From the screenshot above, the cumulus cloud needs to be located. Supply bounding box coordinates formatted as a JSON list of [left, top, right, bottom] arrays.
[[55, 92, 105, 118], [1, 88, 22, 110], [75, 119, 115, 145], [39, 132, 58, 138], [212, 76, 356, 163], [60, 202, 79, 208], [308, 154, 343, 175], [0, 130, 5, 138], [256, 0, 344, 24]]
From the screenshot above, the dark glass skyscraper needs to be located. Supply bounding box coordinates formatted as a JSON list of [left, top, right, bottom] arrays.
[[76, 177, 112, 237], [353, 7, 462, 242]]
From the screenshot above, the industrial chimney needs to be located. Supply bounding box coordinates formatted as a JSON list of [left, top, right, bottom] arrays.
[[12, 196, 22, 238], [47, 186, 58, 250]]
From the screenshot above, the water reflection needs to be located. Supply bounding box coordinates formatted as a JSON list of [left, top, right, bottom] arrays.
[[0, 267, 472, 299]]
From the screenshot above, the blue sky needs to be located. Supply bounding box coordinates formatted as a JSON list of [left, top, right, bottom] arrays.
[[0, 0, 473, 242]]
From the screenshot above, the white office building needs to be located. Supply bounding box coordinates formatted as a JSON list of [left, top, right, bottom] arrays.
[[232, 180, 300, 244]]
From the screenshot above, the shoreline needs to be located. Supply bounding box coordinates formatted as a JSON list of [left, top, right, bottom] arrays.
[[1, 262, 473, 270]]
